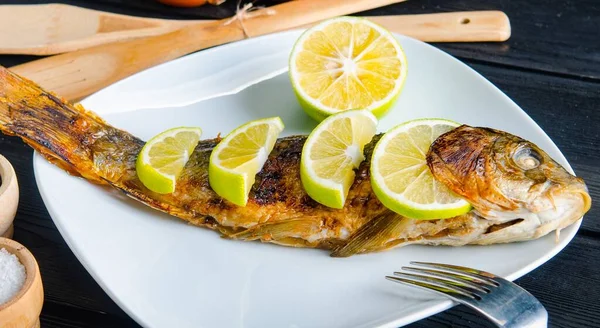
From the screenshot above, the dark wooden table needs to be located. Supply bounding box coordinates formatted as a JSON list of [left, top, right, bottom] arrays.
[[1, 0, 598, 327]]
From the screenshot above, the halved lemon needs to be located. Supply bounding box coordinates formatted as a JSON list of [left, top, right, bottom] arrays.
[[136, 127, 203, 194], [289, 16, 407, 121], [370, 119, 471, 219], [301, 110, 378, 209], [209, 117, 284, 206]]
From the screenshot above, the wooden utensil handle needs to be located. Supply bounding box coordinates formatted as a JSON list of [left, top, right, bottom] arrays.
[[366, 11, 511, 42], [10, 21, 235, 102], [10, 0, 406, 102]]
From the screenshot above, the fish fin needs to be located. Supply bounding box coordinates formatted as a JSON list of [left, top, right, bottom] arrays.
[[331, 212, 410, 257], [229, 218, 322, 246], [269, 237, 316, 248]]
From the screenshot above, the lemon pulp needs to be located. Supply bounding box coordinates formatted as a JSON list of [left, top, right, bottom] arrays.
[[136, 127, 203, 194], [300, 110, 378, 208], [370, 119, 471, 219], [289, 16, 407, 121]]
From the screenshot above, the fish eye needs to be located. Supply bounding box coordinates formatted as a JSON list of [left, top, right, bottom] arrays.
[[513, 146, 542, 170]]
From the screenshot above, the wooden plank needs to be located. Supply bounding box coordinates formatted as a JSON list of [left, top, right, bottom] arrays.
[[364, 0, 600, 80], [40, 302, 138, 328], [0, 55, 39, 67]]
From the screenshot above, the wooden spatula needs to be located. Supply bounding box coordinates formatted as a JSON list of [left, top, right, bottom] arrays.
[[10, 0, 414, 101], [0, 4, 510, 55]]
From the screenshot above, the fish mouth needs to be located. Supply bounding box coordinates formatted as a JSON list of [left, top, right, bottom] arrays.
[[577, 189, 592, 214], [561, 179, 591, 214], [558, 186, 591, 229], [534, 183, 592, 237], [476, 182, 592, 244]]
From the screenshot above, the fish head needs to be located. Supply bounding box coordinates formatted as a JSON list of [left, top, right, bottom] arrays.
[[427, 125, 591, 241]]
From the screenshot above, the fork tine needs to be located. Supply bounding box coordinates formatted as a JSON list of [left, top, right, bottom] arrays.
[[410, 261, 499, 286], [390, 272, 482, 299], [385, 276, 475, 301], [401, 266, 491, 293]]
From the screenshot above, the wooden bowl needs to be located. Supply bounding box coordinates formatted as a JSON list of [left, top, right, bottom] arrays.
[[0, 238, 43, 328], [0, 155, 18, 239]]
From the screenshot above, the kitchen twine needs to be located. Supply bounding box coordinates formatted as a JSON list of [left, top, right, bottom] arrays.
[[224, 2, 277, 38]]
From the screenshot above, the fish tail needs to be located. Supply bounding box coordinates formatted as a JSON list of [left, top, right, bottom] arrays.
[[330, 212, 410, 257], [0, 66, 107, 182]]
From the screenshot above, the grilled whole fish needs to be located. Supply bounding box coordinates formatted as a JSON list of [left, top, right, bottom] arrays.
[[0, 67, 591, 256]]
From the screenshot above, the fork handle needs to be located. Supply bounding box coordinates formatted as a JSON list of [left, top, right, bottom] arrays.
[[504, 307, 548, 328]]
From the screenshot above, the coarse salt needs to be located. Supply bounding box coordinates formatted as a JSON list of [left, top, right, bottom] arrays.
[[0, 248, 26, 305]]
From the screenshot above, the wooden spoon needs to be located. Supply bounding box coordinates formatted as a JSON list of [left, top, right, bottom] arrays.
[[0, 4, 510, 55]]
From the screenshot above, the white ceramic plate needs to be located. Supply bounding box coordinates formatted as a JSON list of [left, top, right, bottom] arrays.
[[34, 31, 580, 328]]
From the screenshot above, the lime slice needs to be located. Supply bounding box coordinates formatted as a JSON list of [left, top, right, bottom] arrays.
[[301, 109, 378, 209], [289, 16, 408, 121], [370, 118, 471, 219], [209, 117, 284, 206], [136, 127, 203, 194]]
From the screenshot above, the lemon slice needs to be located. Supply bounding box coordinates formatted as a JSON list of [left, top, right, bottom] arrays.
[[370, 119, 471, 219], [136, 127, 203, 194], [209, 117, 284, 206], [301, 110, 378, 209], [289, 16, 407, 121]]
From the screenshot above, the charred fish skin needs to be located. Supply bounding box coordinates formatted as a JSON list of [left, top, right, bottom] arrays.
[[0, 66, 592, 256], [0, 65, 387, 250], [427, 125, 591, 243]]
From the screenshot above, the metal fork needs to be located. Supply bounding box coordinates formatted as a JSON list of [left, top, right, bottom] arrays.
[[386, 262, 548, 328]]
